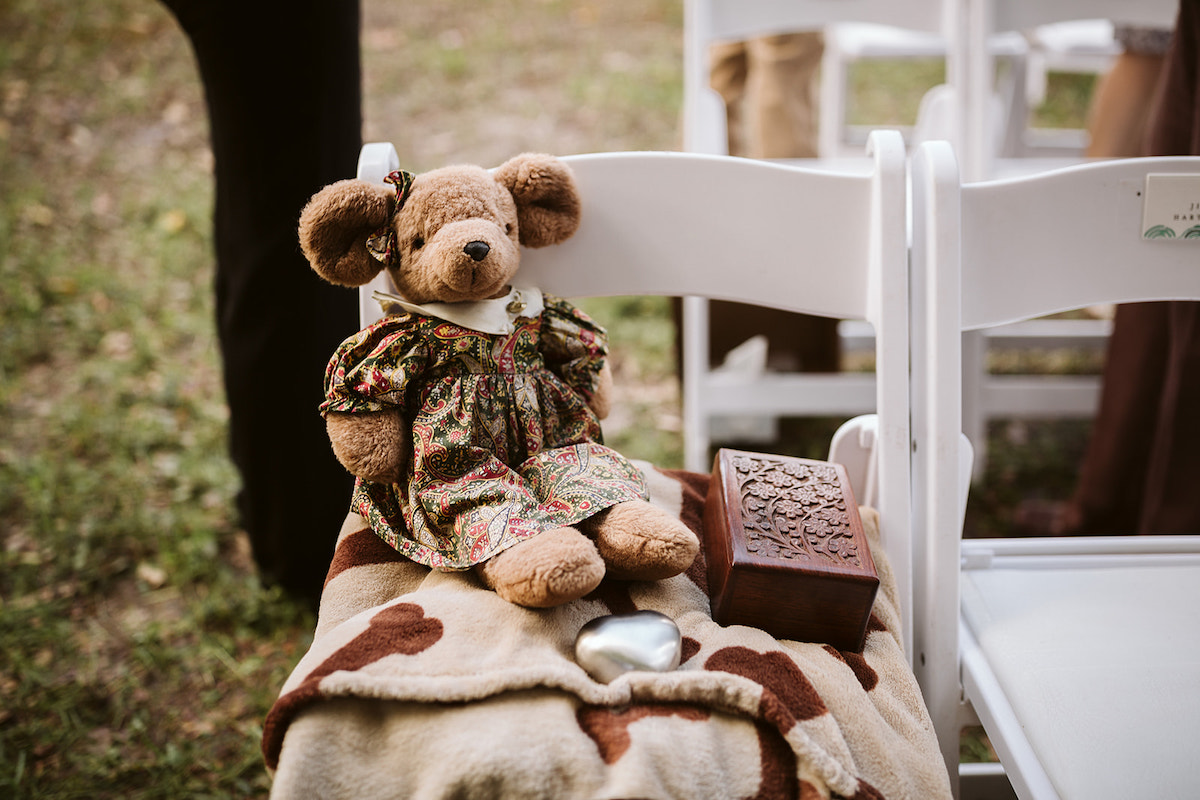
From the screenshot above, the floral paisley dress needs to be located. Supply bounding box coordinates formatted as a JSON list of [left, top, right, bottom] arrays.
[[320, 289, 649, 570]]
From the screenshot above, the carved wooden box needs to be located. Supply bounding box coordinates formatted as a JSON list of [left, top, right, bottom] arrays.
[[703, 449, 879, 652]]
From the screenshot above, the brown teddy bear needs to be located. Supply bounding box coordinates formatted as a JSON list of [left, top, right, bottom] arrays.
[[298, 153, 700, 608]]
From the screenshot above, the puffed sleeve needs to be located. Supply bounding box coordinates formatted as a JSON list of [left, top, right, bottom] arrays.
[[538, 295, 609, 398], [320, 315, 429, 415]]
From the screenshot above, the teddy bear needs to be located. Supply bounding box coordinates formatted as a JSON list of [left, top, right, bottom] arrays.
[[298, 152, 700, 608]]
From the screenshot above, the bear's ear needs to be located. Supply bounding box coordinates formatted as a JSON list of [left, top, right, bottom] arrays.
[[493, 153, 581, 248], [298, 179, 395, 286]]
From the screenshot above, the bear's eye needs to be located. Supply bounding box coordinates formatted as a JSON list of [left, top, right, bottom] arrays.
[[505, 223, 514, 235], [412, 236, 424, 250]]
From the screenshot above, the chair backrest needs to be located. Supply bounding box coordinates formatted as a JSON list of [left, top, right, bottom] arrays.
[[354, 134, 915, 655], [910, 137, 1200, 786]]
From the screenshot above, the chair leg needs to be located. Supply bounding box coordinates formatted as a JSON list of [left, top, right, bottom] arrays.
[[682, 295, 711, 473]]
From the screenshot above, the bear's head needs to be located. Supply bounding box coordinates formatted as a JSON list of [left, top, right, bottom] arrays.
[[298, 153, 581, 304]]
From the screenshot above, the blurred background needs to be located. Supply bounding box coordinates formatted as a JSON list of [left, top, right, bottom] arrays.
[[0, 0, 1098, 794]]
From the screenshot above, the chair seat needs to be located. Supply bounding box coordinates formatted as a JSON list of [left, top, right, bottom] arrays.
[[831, 22, 1026, 60], [830, 22, 948, 59], [1026, 19, 1119, 68], [960, 541, 1200, 799]]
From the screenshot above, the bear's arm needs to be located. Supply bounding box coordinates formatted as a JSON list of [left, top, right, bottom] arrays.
[[320, 316, 427, 482], [326, 409, 408, 484]]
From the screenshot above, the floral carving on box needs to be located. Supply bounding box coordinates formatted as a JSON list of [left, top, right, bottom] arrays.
[[730, 454, 861, 567]]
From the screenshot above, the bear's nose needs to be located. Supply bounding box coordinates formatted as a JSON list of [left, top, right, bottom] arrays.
[[463, 241, 490, 262]]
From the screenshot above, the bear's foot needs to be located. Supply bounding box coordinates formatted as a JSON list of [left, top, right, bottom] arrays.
[[476, 527, 605, 608], [581, 501, 700, 581]]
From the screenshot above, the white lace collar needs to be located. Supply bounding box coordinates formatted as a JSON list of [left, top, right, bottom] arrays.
[[372, 286, 544, 335]]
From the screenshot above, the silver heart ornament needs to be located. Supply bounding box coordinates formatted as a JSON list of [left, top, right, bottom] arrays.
[[574, 610, 682, 683]]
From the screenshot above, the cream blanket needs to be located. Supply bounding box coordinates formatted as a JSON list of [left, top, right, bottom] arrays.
[[264, 465, 951, 800]]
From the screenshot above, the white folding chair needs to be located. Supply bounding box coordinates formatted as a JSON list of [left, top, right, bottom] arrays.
[[354, 134, 915, 657], [956, 0, 1178, 182], [1013, 18, 1121, 155], [827, 12, 1127, 162], [682, 1, 931, 473], [924, 0, 1180, 481], [912, 138, 1200, 799], [681, 1, 1104, 479], [683, 0, 947, 159], [683, 0, 1075, 163]]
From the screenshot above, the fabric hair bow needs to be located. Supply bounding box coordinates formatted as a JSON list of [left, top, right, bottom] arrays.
[[365, 169, 416, 265]]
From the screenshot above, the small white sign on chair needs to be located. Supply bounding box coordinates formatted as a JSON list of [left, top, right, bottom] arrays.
[[1142, 173, 1200, 240]]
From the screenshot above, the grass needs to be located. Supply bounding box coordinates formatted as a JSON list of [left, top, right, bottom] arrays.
[[2, 0, 1098, 793], [0, 2, 313, 794]]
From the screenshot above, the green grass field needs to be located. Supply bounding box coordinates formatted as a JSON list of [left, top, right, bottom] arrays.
[[1, 1, 1097, 794]]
